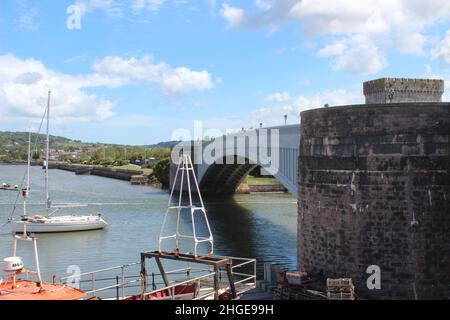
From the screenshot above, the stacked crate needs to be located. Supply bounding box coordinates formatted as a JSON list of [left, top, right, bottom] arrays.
[[326, 279, 356, 300]]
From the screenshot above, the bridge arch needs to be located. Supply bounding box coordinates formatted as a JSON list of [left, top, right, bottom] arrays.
[[170, 124, 300, 196], [199, 156, 258, 195]]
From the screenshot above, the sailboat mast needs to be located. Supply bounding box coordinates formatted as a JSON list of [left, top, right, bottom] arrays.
[[27, 131, 31, 192], [23, 131, 31, 217], [45, 90, 51, 211]]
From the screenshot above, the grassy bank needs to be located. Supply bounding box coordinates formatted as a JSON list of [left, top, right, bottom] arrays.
[[107, 164, 153, 175], [246, 176, 281, 186]]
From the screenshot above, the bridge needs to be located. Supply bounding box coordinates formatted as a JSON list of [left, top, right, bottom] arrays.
[[170, 124, 300, 196]]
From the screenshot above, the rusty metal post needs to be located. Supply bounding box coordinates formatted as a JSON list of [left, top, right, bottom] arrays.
[[226, 262, 237, 299], [140, 253, 147, 300], [155, 256, 170, 287], [214, 265, 220, 300]]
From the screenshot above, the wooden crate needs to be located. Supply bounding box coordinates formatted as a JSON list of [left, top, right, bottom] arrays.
[[326, 278, 356, 300], [327, 278, 354, 287], [327, 292, 355, 300]]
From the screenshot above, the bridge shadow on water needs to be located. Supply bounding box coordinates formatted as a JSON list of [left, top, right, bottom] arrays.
[[201, 195, 298, 275]]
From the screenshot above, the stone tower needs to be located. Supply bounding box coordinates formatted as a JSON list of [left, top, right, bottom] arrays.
[[363, 78, 444, 104], [298, 79, 450, 299]]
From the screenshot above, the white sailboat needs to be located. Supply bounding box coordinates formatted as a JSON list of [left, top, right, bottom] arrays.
[[11, 91, 108, 233], [1, 143, 87, 299]]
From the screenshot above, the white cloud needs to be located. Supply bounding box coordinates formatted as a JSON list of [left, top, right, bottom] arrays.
[[221, 3, 245, 28], [333, 45, 388, 75], [317, 42, 347, 57], [75, 0, 123, 17], [289, 0, 395, 36], [16, 0, 39, 31], [265, 92, 291, 103], [252, 89, 363, 126], [423, 65, 450, 101], [220, 0, 450, 75], [92, 55, 215, 94], [0, 54, 116, 127], [395, 31, 427, 55], [431, 30, 450, 64], [0, 53, 216, 128], [131, 0, 167, 13], [255, 0, 275, 10]]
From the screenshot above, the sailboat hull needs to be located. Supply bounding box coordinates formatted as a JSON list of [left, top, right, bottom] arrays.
[[11, 216, 108, 233]]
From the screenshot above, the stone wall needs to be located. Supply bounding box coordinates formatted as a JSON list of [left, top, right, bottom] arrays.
[[298, 103, 450, 299], [363, 78, 444, 104], [53, 164, 144, 181]]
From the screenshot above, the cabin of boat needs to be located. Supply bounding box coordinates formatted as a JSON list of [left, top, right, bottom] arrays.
[[0, 183, 19, 191]]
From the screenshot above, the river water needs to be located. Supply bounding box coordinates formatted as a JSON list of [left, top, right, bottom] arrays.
[[0, 164, 297, 284]]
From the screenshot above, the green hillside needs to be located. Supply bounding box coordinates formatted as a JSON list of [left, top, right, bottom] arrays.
[[0, 131, 171, 164]]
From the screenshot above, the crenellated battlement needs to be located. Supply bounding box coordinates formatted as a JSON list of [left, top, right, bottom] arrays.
[[363, 78, 444, 104]]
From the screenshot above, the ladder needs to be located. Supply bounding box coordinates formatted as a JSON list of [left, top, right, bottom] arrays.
[[158, 154, 214, 257]]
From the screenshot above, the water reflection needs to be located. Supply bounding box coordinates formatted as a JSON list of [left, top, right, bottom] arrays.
[[0, 165, 297, 279]]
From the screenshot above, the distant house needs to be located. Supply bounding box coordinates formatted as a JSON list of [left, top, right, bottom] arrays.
[[143, 158, 158, 168], [130, 158, 158, 167], [82, 147, 100, 153], [130, 159, 142, 165]]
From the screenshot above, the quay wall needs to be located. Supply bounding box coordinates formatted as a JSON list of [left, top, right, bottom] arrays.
[[298, 103, 450, 299], [51, 164, 145, 182]]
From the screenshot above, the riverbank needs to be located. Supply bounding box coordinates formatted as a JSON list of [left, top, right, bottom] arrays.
[[48, 163, 151, 185], [6, 162, 288, 193], [236, 176, 288, 194]]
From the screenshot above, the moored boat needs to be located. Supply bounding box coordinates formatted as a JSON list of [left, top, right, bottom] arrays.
[[0, 183, 19, 191], [11, 214, 107, 233], [10, 90, 108, 233]]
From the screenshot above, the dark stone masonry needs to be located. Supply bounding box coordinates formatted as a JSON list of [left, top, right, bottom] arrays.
[[363, 78, 444, 104], [298, 101, 450, 299]]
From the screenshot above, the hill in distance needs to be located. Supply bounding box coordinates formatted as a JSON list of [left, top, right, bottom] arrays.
[[0, 131, 180, 150]]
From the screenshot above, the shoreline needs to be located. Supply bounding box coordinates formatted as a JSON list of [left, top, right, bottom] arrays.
[[0, 162, 288, 194]]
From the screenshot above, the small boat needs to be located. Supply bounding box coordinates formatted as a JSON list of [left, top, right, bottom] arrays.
[[0, 183, 19, 191], [10, 91, 108, 234], [11, 214, 107, 233]]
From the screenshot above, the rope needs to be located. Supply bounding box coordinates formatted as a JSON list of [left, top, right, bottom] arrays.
[[0, 105, 48, 229]]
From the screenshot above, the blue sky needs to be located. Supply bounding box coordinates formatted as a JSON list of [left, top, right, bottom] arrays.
[[1, 0, 450, 144]]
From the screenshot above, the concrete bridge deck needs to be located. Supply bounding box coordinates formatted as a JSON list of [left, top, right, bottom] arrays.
[[170, 124, 300, 196]]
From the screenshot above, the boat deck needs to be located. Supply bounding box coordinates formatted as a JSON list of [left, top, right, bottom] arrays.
[[0, 280, 86, 300]]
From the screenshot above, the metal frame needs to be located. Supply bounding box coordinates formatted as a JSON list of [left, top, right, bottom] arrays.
[[58, 253, 256, 300], [140, 251, 256, 300], [159, 154, 213, 257], [9, 232, 43, 288]]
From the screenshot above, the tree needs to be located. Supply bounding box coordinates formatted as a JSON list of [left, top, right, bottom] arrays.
[[59, 154, 71, 162], [152, 158, 170, 188]]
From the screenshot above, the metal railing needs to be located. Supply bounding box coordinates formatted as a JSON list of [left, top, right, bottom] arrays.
[[142, 256, 257, 300], [60, 263, 211, 300], [60, 256, 257, 300]]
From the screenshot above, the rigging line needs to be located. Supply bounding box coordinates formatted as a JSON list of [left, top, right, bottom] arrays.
[[33, 105, 48, 156], [1, 169, 26, 229], [1, 105, 48, 229]]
